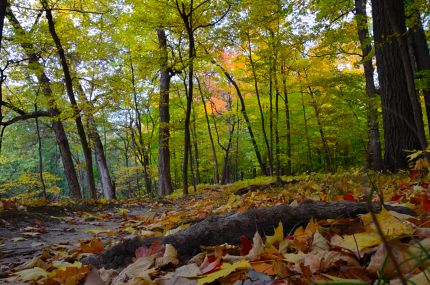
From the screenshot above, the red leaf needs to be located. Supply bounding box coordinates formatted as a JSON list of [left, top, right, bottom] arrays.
[[240, 236, 252, 255], [343, 192, 356, 202], [423, 194, 430, 212]]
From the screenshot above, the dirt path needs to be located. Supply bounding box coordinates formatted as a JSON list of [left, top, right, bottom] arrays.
[[0, 204, 156, 275]]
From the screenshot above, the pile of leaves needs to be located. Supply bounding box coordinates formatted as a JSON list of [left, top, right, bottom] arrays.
[[2, 168, 430, 284]]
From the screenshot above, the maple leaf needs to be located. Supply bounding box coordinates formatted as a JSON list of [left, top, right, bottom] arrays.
[[78, 237, 105, 254], [266, 221, 284, 248], [361, 208, 416, 239]]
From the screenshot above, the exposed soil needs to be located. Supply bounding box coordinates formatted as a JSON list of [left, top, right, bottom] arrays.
[[0, 203, 155, 276]]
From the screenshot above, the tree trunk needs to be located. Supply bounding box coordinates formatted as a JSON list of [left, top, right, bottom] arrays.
[[197, 78, 219, 184], [191, 107, 201, 185], [85, 200, 416, 269], [43, 3, 97, 199], [6, 8, 82, 198], [382, 0, 427, 151], [281, 65, 292, 175], [354, 0, 383, 171], [213, 61, 268, 175], [246, 33, 271, 173], [35, 104, 47, 199], [372, 0, 422, 171], [77, 84, 115, 199], [308, 86, 333, 172], [407, 0, 430, 135], [129, 57, 152, 195], [156, 28, 174, 196], [298, 73, 312, 170], [0, 0, 6, 126]]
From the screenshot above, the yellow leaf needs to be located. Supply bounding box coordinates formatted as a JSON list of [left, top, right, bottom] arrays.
[[331, 232, 381, 254], [266, 221, 283, 247], [12, 267, 48, 282], [361, 208, 415, 239], [197, 259, 251, 285]]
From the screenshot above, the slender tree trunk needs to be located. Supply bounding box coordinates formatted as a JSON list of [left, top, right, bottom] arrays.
[[6, 8, 82, 198], [191, 108, 201, 185], [235, 100, 240, 182], [372, 0, 422, 171], [77, 85, 115, 199], [0, 0, 7, 127], [281, 65, 292, 175], [246, 33, 271, 171], [129, 57, 152, 195], [308, 86, 333, 172], [35, 104, 47, 199], [197, 78, 219, 184], [42, 3, 97, 198], [354, 0, 383, 171], [182, 28, 194, 196], [268, 57, 274, 176], [407, 0, 430, 135], [188, 135, 197, 192], [298, 74, 312, 170], [213, 61, 268, 175], [156, 28, 174, 196]]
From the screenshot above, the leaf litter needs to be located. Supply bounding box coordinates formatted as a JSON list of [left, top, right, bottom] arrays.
[[1, 170, 430, 284]]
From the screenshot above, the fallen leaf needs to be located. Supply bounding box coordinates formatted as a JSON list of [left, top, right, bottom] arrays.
[[361, 208, 415, 239], [197, 259, 251, 285], [156, 244, 179, 267], [266, 221, 283, 247], [111, 256, 155, 285], [293, 219, 318, 253], [330, 232, 381, 255], [175, 263, 202, 278], [10, 267, 48, 283]]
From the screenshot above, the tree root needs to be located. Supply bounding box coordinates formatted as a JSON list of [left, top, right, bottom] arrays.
[[83, 200, 416, 269]]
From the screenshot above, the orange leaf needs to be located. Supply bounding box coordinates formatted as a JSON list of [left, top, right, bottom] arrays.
[[251, 261, 275, 275], [79, 238, 104, 254]]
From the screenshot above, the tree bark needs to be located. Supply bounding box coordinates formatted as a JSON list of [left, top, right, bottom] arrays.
[[213, 61, 268, 175], [372, 0, 422, 171], [308, 86, 333, 172], [157, 28, 174, 196], [6, 7, 82, 198], [197, 78, 219, 184], [354, 0, 383, 171], [77, 84, 115, 200], [298, 73, 312, 170], [35, 104, 47, 199], [382, 0, 427, 151], [0, 0, 6, 127], [42, 2, 97, 199], [281, 65, 292, 175], [246, 33, 271, 173], [129, 56, 152, 195], [407, 0, 430, 135], [85, 200, 416, 269]]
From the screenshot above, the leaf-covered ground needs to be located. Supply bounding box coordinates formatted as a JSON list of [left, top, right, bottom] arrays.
[[1, 169, 430, 284]]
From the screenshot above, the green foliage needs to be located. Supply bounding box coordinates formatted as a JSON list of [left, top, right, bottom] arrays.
[[0, 172, 62, 199]]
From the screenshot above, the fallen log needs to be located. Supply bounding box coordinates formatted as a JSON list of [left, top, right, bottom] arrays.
[[83, 200, 416, 269]]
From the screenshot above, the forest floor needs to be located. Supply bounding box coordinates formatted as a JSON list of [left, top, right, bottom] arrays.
[[1, 170, 430, 284]]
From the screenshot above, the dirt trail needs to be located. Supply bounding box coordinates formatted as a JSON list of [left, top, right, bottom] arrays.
[[0, 204, 155, 275]]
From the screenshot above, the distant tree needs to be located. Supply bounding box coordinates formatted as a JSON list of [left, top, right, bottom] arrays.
[[157, 28, 174, 196]]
